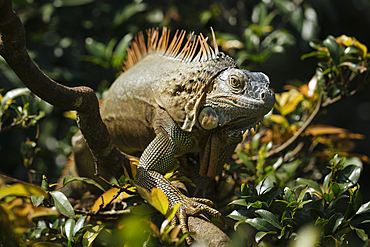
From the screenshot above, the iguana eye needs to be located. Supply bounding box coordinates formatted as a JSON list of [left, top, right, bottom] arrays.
[[228, 73, 245, 93], [231, 77, 239, 86]]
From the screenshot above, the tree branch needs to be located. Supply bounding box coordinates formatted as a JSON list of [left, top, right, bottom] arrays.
[[0, 0, 132, 183]]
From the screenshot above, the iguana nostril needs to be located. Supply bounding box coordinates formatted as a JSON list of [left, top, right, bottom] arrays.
[[261, 92, 265, 99]]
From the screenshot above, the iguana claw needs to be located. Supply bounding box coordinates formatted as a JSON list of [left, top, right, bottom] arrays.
[[170, 197, 221, 245]]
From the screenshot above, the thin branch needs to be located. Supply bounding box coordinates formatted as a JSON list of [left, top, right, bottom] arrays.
[[251, 93, 323, 160]]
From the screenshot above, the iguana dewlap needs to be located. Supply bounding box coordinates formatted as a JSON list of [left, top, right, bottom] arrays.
[[73, 28, 275, 244]]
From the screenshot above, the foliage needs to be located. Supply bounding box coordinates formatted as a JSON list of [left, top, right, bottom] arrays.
[[229, 155, 370, 246]]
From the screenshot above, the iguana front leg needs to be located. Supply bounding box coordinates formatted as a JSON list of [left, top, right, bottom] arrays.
[[135, 116, 221, 244]]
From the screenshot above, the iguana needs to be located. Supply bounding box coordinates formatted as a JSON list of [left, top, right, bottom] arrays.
[[67, 27, 275, 244]]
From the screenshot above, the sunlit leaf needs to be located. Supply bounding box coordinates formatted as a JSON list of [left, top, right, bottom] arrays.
[[74, 215, 87, 235], [166, 203, 181, 220], [244, 218, 276, 232], [268, 114, 289, 129], [229, 199, 248, 206], [82, 224, 104, 247], [280, 93, 304, 116], [324, 213, 344, 236], [323, 173, 331, 193], [0, 183, 47, 200], [89, 186, 134, 212], [336, 164, 361, 188], [64, 218, 75, 240], [255, 231, 277, 243], [50, 191, 75, 219], [296, 178, 322, 195], [151, 188, 169, 215], [31, 195, 45, 206], [32, 206, 59, 218], [255, 209, 282, 229], [356, 201, 370, 215]]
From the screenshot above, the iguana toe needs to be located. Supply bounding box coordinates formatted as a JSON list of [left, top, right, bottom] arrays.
[[173, 196, 221, 245]]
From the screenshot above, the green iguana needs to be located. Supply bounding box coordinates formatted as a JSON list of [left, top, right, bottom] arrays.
[[68, 27, 275, 244]]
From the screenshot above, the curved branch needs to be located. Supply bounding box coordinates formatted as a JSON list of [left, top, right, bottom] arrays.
[[0, 0, 132, 181], [251, 93, 323, 160]]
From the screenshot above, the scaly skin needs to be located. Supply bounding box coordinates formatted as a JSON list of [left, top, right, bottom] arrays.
[[70, 28, 275, 244]]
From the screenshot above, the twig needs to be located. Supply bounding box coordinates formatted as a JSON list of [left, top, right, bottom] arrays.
[[251, 93, 323, 160]]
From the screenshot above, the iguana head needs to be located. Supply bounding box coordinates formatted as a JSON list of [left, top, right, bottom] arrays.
[[198, 67, 275, 136]]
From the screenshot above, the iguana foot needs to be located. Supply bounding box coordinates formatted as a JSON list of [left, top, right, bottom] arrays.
[[171, 197, 221, 245]]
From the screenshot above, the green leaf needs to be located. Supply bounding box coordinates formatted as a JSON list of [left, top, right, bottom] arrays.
[[255, 231, 277, 243], [356, 201, 370, 215], [336, 164, 362, 188], [82, 224, 104, 247], [328, 85, 341, 98], [256, 209, 282, 229], [296, 178, 322, 195], [323, 35, 341, 65], [50, 191, 76, 219], [323, 193, 334, 202], [227, 210, 248, 221], [244, 218, 276, 232], [324, 213, 344, 236], [31, 195, 45, 207], [283, 187, 296, 203], [53, 0, 94, 7], [229, 199, 248, 206], [331, 182, 342, 197], [297, 186, 308, 203], [301, 51, 318, 60], [64, 218, 75, 241], [350, 225, 369, 242], [237, 151, 255, 173], [74, 216, 87, 236], [343, 46, 360, 55], [131, 204, 157, 216], [62, 176, 106, 192]]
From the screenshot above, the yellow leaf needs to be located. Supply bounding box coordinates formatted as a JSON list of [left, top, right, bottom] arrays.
[[354, 41, 368, 58], [280, 93, 304, 116], [32, 206, 59, 218], [336, 35, 352, 46], [165, 203, 181, 220], [33, 243, 63, 247], [269, 114, 289, 129], [151, 188, 169, 215], [128, 158, 139, 179], [90, 186, 134, 212], [0, 183, 47, 200], [82, 224, 104, 247], [62, 111, 76, 120]]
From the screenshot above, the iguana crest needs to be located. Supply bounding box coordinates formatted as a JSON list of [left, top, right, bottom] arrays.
[[123, 27, 221, 71]]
